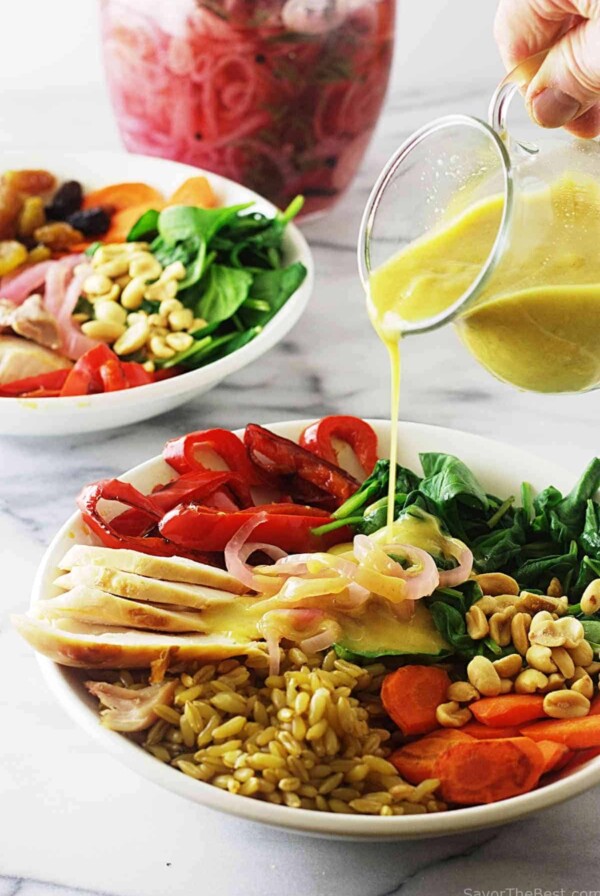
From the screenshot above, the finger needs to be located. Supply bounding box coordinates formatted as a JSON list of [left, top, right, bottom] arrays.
[[565, 101, 600, 136], [527, 15, 600, 127], [494, 0, 579, 71]]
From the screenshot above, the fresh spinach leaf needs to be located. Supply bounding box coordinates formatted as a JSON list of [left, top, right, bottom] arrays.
[[127, 209, 160, 241], [196, 265, 253, 324], [239, 263, 307, 328], [158, 204, 251, 245]]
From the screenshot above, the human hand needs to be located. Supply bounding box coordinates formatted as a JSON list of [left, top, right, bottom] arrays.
[[495, 0, 600, 137]]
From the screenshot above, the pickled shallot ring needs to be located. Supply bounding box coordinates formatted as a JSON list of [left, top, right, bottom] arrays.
[[224, 512, 286, 594], [437, 543, 474, 588], [257, 608, 333, 675]]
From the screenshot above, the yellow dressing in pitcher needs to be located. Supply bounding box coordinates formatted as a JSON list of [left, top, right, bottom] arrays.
[[369, 171, 600, 395]]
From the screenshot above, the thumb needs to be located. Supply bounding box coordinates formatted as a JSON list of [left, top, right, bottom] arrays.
[[527, 16, 600, 128]]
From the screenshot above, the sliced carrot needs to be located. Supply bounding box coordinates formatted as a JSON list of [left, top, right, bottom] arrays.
[[520, 714, 600, 750], [390, 729, 474, 784], [102, 202, 165, 243], [381, 666, 451, 736], [434, 737, 545, 805], [83, 182, 165, 212], [168, 176, 217, 208], [536, 739, 570, 774], [553, 746, 600, 777], [471, 695, 546, 727], [461, 721, 522, 740]]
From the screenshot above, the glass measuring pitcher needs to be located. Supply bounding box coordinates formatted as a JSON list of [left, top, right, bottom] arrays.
[[359, 57, 600, 394]]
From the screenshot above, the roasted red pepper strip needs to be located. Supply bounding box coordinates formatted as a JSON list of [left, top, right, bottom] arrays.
[[159, 502, 346, 553], [99, 359, 128, 392], [164, 428, 263, 485], [244, 424, 359, 503], [300, 416, 378, 477], [111, 471, 253, 536], [60, 344, 116, 396], [121, 361, 154, 388], [77, 478, 216, 561], [0, 368, 70, 397], [59, 345, 153, 396]]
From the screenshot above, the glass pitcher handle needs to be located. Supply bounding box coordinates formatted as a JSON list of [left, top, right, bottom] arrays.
[[488, 49, 549, 135]]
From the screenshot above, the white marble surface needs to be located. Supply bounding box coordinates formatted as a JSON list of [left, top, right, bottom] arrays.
[[2, 4, 600, 895]]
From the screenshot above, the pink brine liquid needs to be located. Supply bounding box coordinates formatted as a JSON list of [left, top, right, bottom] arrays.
[[100, 0, 395, 216]]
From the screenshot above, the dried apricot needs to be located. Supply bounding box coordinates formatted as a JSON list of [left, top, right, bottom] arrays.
[[0, 184, 23, 239], [17, 196, 46, 239], [4, 169, 56, 195], [0, 240, 28, 275], [33, 222, 83, 251]]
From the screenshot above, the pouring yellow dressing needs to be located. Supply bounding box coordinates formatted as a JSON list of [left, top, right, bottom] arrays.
[[368, 171, 600, 517]]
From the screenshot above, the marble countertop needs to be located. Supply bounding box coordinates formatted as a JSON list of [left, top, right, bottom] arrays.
[[2, 26, 600, 896]]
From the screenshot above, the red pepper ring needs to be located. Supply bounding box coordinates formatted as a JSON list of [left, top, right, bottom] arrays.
[[163, 428, 264, 485], [299, 416, 378, 477], [159, 502, 346, 554], [244, 424, 360, 504], [77, 479, 183, 557], [111, 470, 253, 537]]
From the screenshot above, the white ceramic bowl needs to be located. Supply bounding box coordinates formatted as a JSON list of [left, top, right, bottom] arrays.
[[0, 151, 313, 436], [31, 420, 600, 839]]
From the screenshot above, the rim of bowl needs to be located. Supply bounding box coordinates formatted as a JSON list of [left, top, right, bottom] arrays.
[[0, 151, 314, 412], [31, 419, 600, 838]]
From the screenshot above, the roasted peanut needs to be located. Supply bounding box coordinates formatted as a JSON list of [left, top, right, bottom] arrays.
[[543, 690, 590, 719], [94, 301, 127, 327], [129, 251, 162, 280], [581, 579, 600, 616], [169, 307, 195, 331], [550, 647, 575, 680], [489, 607, 516, 646], [525, 645, 558, 675], [83, 273, 113, 297], [81, 319, 125, 343], [529, 614, 584, 649], [465, 605, 489, 640], [473, 595, 519, 615], [145, 279, 178, 302], [474, 573, 519, 596], [514, 669, 548, 694], [95, 255, 131, 278], [511, 612, 532, 656], [467, 656, 502, 696], [447, 681, 479, 703], [121, 276, 147, 310], [493, 653, 523, 679], [571, 671, 594, 700], [542, 673, 566, 693], [569, 640, 594, 668], [113, 320, 150, 356], [547, 577, 563, 598], [166, 331, 194, 352], [499, 678, 513, 694], [586, 661, 600, 676], [517, 591, 568, 616], [435, 701, 472, 728], [149, 335, 175, 359]]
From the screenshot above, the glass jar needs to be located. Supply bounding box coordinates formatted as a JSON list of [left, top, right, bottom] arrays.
[[360, 69, 600, 394], [100, 0, 396, 218]]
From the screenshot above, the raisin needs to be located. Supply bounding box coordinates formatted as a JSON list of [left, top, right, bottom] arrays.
[[46, 180, 83, 219], [34, 221, 83, 250], [0, 240, 28, 275], [67, 206, 111, 236], [3, 169, 56, 195], [17, 196, 46, 239], [0, 184, 23, 239]]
